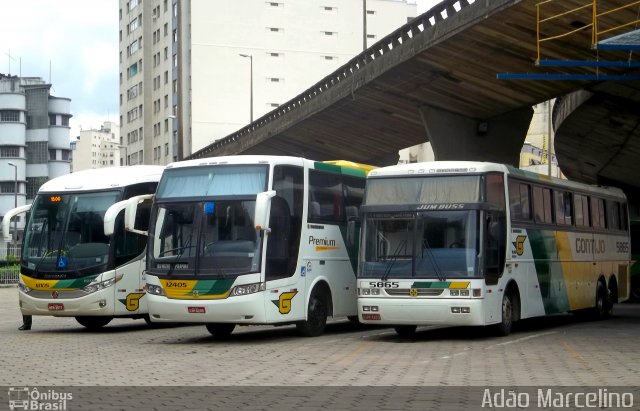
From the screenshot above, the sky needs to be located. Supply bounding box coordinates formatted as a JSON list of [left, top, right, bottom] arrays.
[[1, 0, 441, 140]]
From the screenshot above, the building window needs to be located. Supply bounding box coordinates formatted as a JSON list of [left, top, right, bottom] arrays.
[[26, 142, 48, 164], [49, 114, 57, 126], [26, 177, 48, 200], [324, 31, 336, 36], [0, 146, 20, 158], [61, 115, 70, 127], [49, 149, 57, 160], [0, 182, 16, 193], [367, 34, 376, 39], [0, 110, 20, 122], [268, 27, 283, 33], [366, 10, 376, 14]]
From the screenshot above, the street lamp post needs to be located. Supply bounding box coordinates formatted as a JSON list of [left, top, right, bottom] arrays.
[[239, 54, 253, 123], [7, 162, 17, 252]]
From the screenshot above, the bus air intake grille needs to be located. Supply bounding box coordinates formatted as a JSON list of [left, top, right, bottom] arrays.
[[385, 288, 443, 296]]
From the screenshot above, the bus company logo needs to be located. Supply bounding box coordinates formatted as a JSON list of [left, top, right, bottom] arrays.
[[409, 288, 418, 297], [121, 292, 146, 311], [512, 235, 527, 256], [308, 236, 338, 251], [51, 291, 59, 299], [417, 203, 465, 211], [8, 387, 73, 410], [271, 291, 297, 314]]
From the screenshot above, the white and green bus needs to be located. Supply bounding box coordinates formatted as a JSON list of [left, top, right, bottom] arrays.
[[3, 166, 164, 329], [114, 156, 374, 337], [357, 161, 630, 336]]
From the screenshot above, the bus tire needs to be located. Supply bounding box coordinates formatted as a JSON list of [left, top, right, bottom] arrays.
[[347, 315, 360, 325], [75, 316, 112, 330], [593, 281, 610, 320], [296, 289, 328, 337], [205, 323, 235, 339], [496, 291, 514, 336], [394, 325, 417, 337]]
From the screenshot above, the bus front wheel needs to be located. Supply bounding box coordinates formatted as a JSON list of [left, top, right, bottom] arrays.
[[75, 316, 113, 330], [205, 323, 235, 339], [296, 290, 328, 337], [496, 292, 514, 336]]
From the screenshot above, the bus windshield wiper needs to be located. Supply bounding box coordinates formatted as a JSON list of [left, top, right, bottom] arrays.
[[421, 238, 445, 282], [167, 234, 193, 277], [381, 239, 406, 282]]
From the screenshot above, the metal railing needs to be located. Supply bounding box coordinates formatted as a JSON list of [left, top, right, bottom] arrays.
[[0, 245, 21, 285]]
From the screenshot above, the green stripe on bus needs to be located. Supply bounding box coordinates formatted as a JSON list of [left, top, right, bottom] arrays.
[[54, 275, 98, 289], [313, 162, 342, 173], [528, 229, 570, 314], [192, 278, 235, 295], [411, 281, 450, 289]]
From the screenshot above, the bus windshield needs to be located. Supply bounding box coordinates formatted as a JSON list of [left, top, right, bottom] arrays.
[[22, 190, 121, 277], [149, 164, 267, 277], [360, 210, 480, 279]]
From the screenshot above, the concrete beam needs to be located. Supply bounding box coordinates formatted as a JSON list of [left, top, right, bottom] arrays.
[[421, 106, 533, 167]]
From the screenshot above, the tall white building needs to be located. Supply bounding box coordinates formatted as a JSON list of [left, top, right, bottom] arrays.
[[71, 121, 122, 172], [0, 74, 72, 253], [119, 0, 416, 165]]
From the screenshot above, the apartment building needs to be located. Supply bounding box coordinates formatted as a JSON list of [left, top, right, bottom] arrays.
[[71, 121, 122, 172], [119, 0, 416, 165], [0, 73, 72, 251]]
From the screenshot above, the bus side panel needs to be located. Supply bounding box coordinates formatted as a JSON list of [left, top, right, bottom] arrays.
[[263, 271, 306, 323]]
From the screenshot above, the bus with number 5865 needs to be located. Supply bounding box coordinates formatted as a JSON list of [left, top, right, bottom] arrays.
[[357, 161, 630, 337]]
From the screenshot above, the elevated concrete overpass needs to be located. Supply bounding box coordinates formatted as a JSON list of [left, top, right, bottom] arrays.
[[189, 0, 640, 210]]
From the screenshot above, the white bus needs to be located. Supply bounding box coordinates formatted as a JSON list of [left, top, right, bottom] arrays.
[[115, 156, 374, 337], [3, 166, 164, 329], [357, 161, 630, 336]]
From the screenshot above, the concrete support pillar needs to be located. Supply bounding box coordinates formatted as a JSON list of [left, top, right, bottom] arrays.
[[419, 106, 534, 167]]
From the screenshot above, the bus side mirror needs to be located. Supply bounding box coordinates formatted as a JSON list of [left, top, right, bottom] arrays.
[[103, 200, 129, 236], [125, 194, 155, 236], [2, 204, 31, 241], [254, 190, 276, 232]]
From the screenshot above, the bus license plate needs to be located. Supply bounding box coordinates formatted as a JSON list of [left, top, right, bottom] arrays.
[[188, 307, 205, 313], [48, 303, 64, 311]]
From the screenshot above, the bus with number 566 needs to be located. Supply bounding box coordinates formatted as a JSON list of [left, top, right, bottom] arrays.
[[357, 161, 630, 337]]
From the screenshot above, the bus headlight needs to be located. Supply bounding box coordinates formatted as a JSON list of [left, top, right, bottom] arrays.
[[18, 282, 32, 294], [230, 282, 265, 297], [146, 284, 166, 296], [82, 275, 123, 294]]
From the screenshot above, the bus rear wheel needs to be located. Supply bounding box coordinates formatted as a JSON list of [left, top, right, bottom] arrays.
[[75, 316, 113, 330], [296, 291, 328, 337], [394, 325, 417, 337], [496, 292, 514, 336], [205, 323, 235, 339], [593, 281, 611, 320]]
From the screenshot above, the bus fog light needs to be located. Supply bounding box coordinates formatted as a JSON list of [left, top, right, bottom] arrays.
[[98, 299, 107, 308], [362, 306, 371, 311], [371, 289, 380, 295], [230, 282, 265, 296], [370, 306, 378, 312], [146, 284, 166, 296], [459, 290, 469, 297], [362, 289, 371, 295], [451, 307, 461, 313], [461, 307, 470, 313], [450, 290, 459, 296]]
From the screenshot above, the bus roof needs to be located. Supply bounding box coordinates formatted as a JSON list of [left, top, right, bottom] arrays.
[[368, 161, 626, 199], [38, 166, 165, 193], [165, 155, 375, 176]]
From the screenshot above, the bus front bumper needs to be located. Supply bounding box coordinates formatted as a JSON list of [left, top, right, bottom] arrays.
[[18, 288, 116, 317], [146, 292, 267, 324], [358, 297, 486, 326]]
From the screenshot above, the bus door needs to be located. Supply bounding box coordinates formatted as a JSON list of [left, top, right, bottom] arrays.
[[113, 204, 151, 316], [263, 194, 306, 322]]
